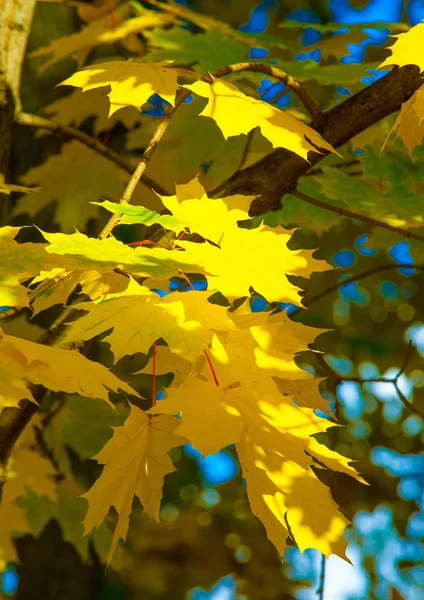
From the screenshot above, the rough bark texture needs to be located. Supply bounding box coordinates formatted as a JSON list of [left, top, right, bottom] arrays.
[[0, 0, 37, 178], [211, 65, 424, 216]]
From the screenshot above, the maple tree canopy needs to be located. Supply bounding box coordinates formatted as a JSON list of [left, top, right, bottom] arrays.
[[0, 1, 424, 597]]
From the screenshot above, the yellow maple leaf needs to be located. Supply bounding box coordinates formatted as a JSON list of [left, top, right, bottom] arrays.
[[183, 77, 339, 161], [237, 433, 290, 556], [377, 22, 424, 157], [198, 375, 360, 557], [193, 305, 327, 390], [255, 440, 349, 558], [128, 95, 273, 192], [136, 344, 204, 389], [233, 379, 363, 558], [273, 376, 331, 415], [60, 60, 184, 117], [148, 378, 245, 455], [38, 228, 202, 280], [155, 177, 254, 244], [29, 6, 171, 73], [378, 22, 424, 72], [31, 268, 129, 316], [62, 282, 235, 363], [240, 380, 364, 485], [381, 85, 424, 157], [0, 226, 69, 309], [14, 141, 161, 232], [179, 225, 329, 303], [82, 406, 186, 566], [0, 327, 139, 412], [41, 87, 147, 135]]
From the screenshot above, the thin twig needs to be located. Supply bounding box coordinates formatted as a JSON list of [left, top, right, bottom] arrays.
[[319, 349, 424, 419], [98, 87, 192, 239], [396, 340, 414, 379], [292, 189, 424, 243], [316, 554, 326, 599], [0, 271, 71, 321], [278, 263, 424, 320], [269, 86, 291, 106], [394, 384, 421, 417], [298, 263, 424, 314], [298, 263, 424, 312], [16, 112, 170, 196]]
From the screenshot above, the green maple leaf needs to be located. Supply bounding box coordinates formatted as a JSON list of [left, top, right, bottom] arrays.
[[143, 27, 248, 72]]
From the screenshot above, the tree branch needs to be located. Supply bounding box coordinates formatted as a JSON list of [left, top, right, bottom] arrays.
[[295, 263, 424, 312], [208, 65, 424, 215], [316, 554, 326, 600], [16, 112, 170, 196], [318, 350, 423, 419], [396, 340, 414, 379], [292, 189, 424, 243]]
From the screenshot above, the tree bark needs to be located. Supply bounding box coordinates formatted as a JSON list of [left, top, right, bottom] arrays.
[[210, 65, 424, 216], [0, 0, 37, 179]]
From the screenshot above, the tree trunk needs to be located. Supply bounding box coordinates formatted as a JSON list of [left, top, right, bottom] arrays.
[[0, 0, 37, 181]]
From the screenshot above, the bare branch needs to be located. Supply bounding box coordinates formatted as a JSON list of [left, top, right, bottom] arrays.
[[290, 264, 424, 314], [394, 383, 421, 418], [396, 341, 414, 379], [292, 189, 424, 243], [316, 554, 326, 600], [318, 352, 424, 419]]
